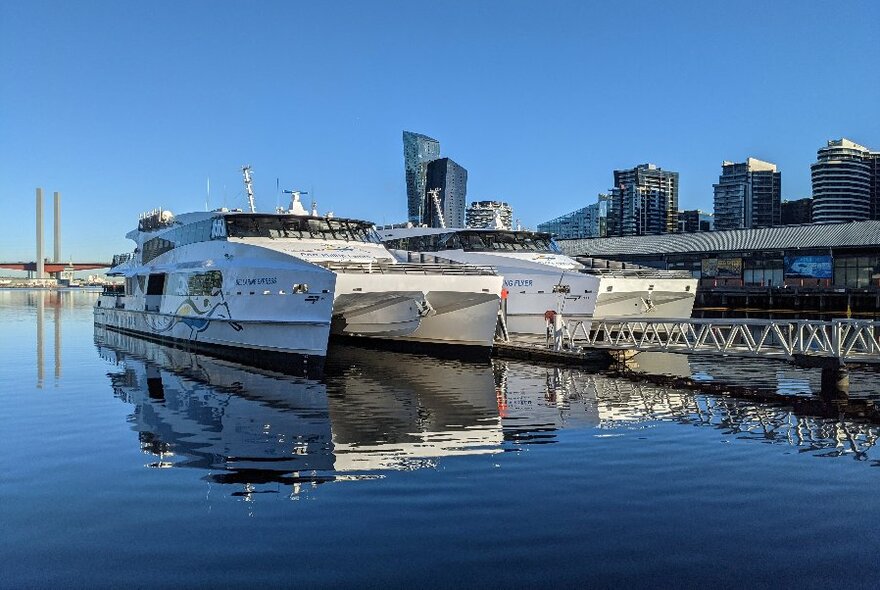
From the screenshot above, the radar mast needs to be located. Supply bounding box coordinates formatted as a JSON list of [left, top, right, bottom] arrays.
[[242, 165, 256, 213]]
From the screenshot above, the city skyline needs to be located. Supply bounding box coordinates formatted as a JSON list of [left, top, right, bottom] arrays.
[[1, 1, 878, 261]]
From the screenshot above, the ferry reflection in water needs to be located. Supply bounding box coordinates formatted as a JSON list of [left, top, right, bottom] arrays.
[[96, 327, 510, 497], [96, 327, 880, 501]]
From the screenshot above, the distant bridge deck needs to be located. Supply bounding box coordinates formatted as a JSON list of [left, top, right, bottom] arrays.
[[0, 262, 110, 273]]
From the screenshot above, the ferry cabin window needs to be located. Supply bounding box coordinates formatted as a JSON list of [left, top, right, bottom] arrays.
[[224, 215, 379, 242], [169, 271, 223, 296], [383, 233, 445, 252], [142, 237, 173, 263], [141, 218, 219, 263], [187, 271, 222, 296], [454, 232, 557, 253]]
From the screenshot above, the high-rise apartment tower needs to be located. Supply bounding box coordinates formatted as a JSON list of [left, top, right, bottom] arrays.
[[713, 158, 781, 230], [466, 201, 513, 229], [811, 139, 880, 223], [608, 164, 678, 236]]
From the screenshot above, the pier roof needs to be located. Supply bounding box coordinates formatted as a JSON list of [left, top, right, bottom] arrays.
[[559, 220, 880, 257]]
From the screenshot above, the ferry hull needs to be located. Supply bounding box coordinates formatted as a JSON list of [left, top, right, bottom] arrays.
[[592, 276, 697, 319], [95, 304, 330, 376], [332, 273, 503, 349], [502, 274, 697, 334], [394, 290, 501, 349]]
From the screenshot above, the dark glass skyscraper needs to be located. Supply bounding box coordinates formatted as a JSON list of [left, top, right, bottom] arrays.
[[780, 198, 812, 225], [403, 131, 441, 224], [425, 158, 468, 228]]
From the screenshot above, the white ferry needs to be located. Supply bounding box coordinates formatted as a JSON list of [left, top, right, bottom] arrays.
[[96, 171, 502, 370], [379, 226, 697, 334], [95, 207, 338, 375]]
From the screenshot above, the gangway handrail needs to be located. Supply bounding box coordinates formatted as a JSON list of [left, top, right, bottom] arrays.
[[551, 316, 880, 365]]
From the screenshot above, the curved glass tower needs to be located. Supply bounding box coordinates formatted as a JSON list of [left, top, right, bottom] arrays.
[[811, 139, 874, 223]]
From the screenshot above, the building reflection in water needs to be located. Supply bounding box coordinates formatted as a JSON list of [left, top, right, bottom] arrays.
[[95, 327, 880, 501], [25, 289, 76, 388]]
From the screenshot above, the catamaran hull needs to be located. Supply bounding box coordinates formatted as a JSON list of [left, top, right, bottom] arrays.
[[501, 273, 697, 334], [501, 270, 600, 335], [331, 273, 503, 349], [592, 276, 697, 319], [395, 290, 501, 349]]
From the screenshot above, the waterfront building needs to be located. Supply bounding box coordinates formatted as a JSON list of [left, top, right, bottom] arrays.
[[424, 158, 468, 228], [781, 197, 812, 225], [811, 138, 879, 223], [712, 158, 781, 231], [537, 194, 610, 239], [559, 220, 880, 289], [403, 131, 441, 224], [678, 209, 714, 233], [872, 151, 880, 219], [466, 201, 513, 229], [608, 164, 678, 236]]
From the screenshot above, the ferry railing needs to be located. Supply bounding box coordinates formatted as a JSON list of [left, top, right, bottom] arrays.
[[552, 317, 880, 365], [319, 261, 497, 276], [111, 253, 132, 267]]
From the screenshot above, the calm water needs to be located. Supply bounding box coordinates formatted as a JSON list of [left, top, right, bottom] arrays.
[[3, 290, 880, 588]]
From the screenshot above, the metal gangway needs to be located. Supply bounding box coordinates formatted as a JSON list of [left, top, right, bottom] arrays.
[[551, 317, 880, 366]]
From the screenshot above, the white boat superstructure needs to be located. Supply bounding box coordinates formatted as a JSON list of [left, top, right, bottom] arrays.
[[219, 210, 503, 350], [96, 208, 338, 374], [379, 226, 697, 335], [97, 197, 503, 367]]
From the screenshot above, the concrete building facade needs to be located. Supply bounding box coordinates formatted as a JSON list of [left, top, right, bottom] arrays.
[[466, 201, 513, 229]]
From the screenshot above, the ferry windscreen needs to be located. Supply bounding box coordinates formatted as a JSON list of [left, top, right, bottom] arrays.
[[225, 215, 379, 242], [387, 231, 560, 253]]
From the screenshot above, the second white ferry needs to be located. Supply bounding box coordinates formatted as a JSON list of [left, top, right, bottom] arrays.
[[379, 225, 697, 334]]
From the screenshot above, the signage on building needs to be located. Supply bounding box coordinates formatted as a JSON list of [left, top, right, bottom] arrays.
[[784, 255, 832, 279], [701, 257, 742, 278]]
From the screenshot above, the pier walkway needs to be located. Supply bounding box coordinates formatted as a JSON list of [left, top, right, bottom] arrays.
[[550, 317, 880, 366]]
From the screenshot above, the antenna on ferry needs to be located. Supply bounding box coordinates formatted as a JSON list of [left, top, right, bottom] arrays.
[[492, 208, 504, 230], [428, 187, 446, 229], [205, 177, 210, 211], [282, 189, 309, 215], [311, 200, 319, 216], [241, 165, 256, 213]]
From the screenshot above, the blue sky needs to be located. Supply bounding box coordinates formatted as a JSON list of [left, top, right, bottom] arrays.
[[1, 0, 878, 263]]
